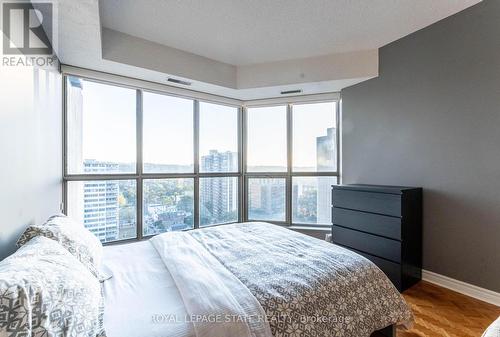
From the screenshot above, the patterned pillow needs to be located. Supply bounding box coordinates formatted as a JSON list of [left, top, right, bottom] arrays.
[[0, 236, 106, 337], [16, 214, 103, 278]]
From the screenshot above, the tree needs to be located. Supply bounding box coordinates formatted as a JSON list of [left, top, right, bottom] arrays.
[[297, 189, 317, 222], [178, 195, 193, 213]]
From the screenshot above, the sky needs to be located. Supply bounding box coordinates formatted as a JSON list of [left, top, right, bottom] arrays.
[[75, 79, 336, 168]]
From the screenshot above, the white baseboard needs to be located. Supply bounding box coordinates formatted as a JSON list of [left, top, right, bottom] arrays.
[[422, 270, 500, 307]]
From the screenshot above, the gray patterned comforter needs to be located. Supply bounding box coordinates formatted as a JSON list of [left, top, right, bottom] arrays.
[[189, 222, 413, 337]]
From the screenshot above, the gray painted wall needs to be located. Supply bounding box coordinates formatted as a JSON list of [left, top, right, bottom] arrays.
[[341, 0, 500, 292], [0, 65, 62, 260]]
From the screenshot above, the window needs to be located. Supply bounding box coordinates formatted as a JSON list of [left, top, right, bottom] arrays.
[[245, 102, 339, 224], [293, 102, 337, 172], [292, 176, 337, 224], [66, 180, 137, 243], [64, 73, 339, 243], [66, 77, 136, 174], [247, 178, 286, 221], [199, 102, 238, 173], [200, 177, 238, 226], [246, 106, 287, 172], [143, 179, 194, 235], [65, 75, 244, 242], [143, 93, 194, 173]]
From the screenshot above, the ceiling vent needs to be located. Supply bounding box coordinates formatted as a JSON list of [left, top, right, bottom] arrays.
[[280, 89, 302, 95], [167, 77, 192, 86]]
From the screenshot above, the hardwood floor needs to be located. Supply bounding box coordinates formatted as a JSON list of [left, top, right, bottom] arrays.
[[396, 281, 500, 337]]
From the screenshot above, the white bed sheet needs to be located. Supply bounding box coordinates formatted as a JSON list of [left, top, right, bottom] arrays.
[[102, 240, 195, 337]]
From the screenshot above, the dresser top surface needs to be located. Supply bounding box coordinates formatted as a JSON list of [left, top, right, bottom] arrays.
[[332, 184, 421, 194]]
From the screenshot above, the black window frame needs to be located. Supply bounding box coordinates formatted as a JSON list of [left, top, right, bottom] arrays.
[[62, 72, 340, 244], [243, 102, 340, 227]]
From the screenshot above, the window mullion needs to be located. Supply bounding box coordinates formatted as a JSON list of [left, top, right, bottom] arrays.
[[136, 89, 143, 240], [238, 106, 248, 221], [238, 106, 244, 223], [336, 99, 341, 183], [286, 103, 293, 225], [193, 100, 200, 229], [62, 75, 68, 214]]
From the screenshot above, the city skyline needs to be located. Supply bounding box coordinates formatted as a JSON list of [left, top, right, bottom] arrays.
[[75, 142, 335, 242]]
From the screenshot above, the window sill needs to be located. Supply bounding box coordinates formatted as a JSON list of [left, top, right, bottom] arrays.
[[288, 225, 331, 232]]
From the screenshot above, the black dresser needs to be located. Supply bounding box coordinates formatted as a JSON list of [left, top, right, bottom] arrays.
[[331, 184, 422, 292]]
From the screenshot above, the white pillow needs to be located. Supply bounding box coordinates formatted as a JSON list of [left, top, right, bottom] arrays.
[[0, 236, 105, 337], [17, 214, 103, 278]]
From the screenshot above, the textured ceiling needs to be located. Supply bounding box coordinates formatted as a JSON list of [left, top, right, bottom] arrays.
[[100, 0, 481, 65]]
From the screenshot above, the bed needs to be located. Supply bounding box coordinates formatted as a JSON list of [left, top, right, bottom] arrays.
[[102, 222, 413, 337], [483, 317, 500, 337], [1, 217, 412, 337]]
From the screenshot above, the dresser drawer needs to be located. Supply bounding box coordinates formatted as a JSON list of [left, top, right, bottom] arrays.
[[332, 225, 401, 263], [342, 246, 402, 291], [332, 189, 401, 217], [332, 207, 401, 240]]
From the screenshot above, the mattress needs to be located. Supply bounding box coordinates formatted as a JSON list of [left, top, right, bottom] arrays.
[[102, 241, 195, 337]]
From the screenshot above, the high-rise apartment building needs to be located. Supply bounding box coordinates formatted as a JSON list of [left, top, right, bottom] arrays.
[[248, 179, 285, 220], [200, 150, 238, 223], [201, 150, 237, 173], [316, 127, 336, 224], [82, 160, 120, 242], [316, 127, 336, 171]]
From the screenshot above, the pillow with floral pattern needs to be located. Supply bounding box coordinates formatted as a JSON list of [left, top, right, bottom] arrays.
[[17, 214, 103, 278], [0, 236, 106, 337]]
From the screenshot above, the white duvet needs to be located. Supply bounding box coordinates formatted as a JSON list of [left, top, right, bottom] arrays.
[[150, 232, 272, 337], [102, 241, 196, 337], [102, 237, 272, 337]]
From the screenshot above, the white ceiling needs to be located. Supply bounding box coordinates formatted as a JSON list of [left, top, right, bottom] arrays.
[[100, 0, 480, 66], [55, 0, 481, 100]]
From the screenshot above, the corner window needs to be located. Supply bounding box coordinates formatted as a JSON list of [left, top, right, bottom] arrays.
[[64, 74, 339, 243]]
